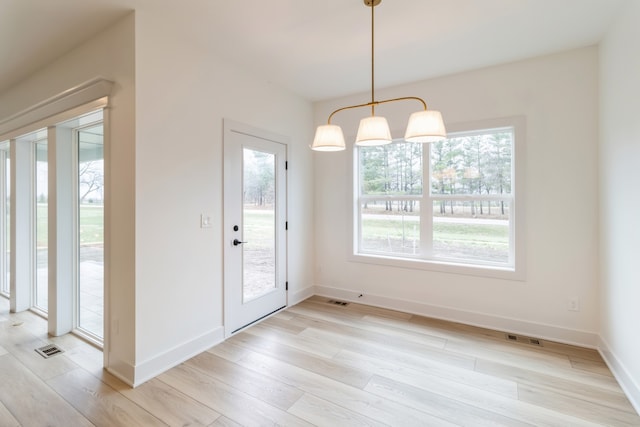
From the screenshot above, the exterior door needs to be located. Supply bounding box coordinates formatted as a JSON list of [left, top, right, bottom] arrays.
[[223, 120, 287, 335]]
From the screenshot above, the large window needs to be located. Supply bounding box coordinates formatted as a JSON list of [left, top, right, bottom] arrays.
[[6, 110, 105, 342], [0, 79, 110, 346], [355, 119, 522, 277]]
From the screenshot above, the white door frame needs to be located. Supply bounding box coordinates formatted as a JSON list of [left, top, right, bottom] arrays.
[[223, 119, 288, 337]]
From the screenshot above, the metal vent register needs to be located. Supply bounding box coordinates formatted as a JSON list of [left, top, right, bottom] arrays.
[[327, 299, 350, 306], [35, 344, 64, 358], [505, 333, 543, 346]]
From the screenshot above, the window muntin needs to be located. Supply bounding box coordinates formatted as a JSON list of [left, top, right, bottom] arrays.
[[356, 125, 516, 271]]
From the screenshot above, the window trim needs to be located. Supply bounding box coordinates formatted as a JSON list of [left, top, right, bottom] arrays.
[[0, 78, 112, 141], [72, 114, 105, 345], [0, 145, 8, 297], [349, 116, 526, 281], [32, 133, 49, 314]]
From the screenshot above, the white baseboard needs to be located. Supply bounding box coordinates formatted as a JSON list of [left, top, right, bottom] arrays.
[[131, 327, 225, 387], [598, 336, 640, 414], [126, 293, 312, 386], [313, 285, 599, 348], [289, 285, 315, 307], [106, 357, 135, 387]]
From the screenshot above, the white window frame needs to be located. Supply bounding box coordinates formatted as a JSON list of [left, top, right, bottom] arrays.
[[32, 131, 49, 316], [0, 79, 111, 336], [72, 112, 105, 345], [0, 143, 8, 297], [350, 116, 525, 281]]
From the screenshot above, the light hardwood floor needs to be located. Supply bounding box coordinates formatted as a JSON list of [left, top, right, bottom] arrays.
[[0, 295, 638, 426]]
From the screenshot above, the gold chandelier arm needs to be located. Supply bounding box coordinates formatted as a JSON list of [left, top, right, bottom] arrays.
[[378, 96, 427, 110], [327, 101, 378, 124], [326, 96, 428, 124]]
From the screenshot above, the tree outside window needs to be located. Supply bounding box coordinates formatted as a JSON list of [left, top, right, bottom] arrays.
[[356, 126, 515, 268]]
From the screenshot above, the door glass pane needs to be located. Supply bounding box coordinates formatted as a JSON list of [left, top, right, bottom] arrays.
[[78, 124, 104, 338], [35, 139, 48, 312], [242, 148, 276, 302]]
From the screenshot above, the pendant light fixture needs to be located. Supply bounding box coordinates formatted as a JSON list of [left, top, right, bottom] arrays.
[[311, 0, 446, 151]]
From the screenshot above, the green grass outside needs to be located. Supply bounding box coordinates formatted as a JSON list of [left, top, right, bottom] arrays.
[[361, 218, 419, 241], [242, 209, 508, 251], [432, 222, 508, 245], [36, 204, 104, 247], [362, 217, 508, 248], [37, 206, 264, 248], [79, 204, 104, 245], [35, 206, 507, 254], [243, 209, 275, 249]]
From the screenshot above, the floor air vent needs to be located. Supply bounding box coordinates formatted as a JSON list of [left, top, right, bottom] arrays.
[[327, 299, 350, 306], [35, 344, 64, 358], [505, 333, 543, 346]]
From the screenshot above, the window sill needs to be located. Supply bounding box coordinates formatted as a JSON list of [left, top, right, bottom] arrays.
[[349, 252, 525, 281]]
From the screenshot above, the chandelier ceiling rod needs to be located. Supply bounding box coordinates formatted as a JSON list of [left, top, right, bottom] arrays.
[[370, 0, 376, 116]]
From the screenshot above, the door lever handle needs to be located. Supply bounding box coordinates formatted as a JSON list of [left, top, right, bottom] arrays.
[[233, 239, 246, 246]]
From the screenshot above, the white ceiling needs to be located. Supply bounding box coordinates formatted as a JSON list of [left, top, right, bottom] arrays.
[[0, 0, 627, 102]]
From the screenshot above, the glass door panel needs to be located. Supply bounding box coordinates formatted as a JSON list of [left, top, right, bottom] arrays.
[[223, 121, 287, 335], [77, 124, 104, 338], [0, 147, 8, 296], [242, 148, 276, 302], [34, 139, 48, 312]]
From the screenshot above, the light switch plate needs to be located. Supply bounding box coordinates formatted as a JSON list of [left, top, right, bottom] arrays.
[[200, 214, 213, 228]]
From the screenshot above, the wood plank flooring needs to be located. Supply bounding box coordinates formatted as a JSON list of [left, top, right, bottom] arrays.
[[0, 295, 638, 426]]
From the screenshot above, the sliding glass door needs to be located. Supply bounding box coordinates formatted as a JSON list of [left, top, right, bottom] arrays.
[[34, 134, 48, 313], [76, 120, 104, 339], [0, 145, 9, 296]]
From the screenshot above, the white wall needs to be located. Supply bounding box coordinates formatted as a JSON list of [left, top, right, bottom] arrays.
[[599, 0, 640, 410], [314, 47, 600, 346], [132, 6, 315, 384], [0, 7, 316, 386], [0, 14, 136, 382]]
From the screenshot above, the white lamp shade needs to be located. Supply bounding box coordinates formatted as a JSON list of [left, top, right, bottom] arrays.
[[311, 124, 346, 151], [355, 116, 392, 146], [404, 110, 446, 143]]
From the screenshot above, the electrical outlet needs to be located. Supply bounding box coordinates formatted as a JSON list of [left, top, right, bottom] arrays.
[[568, 298, 580, 312]]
